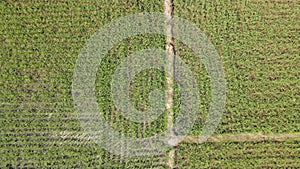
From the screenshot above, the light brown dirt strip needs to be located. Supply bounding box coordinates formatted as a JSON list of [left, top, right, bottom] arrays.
[[167, 149, 176, 169], [164, 0, 176, 168], [49, 132, 300, 144], [182, 133, 300, 144], [164, 0, 175, 133], [164, 0, 174, 44]]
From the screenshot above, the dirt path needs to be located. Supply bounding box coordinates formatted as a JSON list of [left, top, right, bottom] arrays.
[[164, 0, 176, 168], [180, 132, 300, 144], [51, 132, 300, 144], [164, 0, 175, 133], [167, 149, 176, 169]]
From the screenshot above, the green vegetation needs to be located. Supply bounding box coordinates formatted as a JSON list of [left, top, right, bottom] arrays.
[[1, 0, 299, 168], [174, 0, 300, 135], [95, 34, 167, 138], [0, 0, 167, 168], [175, 139, 300, 168]]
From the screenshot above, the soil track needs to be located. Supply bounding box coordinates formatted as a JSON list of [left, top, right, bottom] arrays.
[[182, 133, 300, 144], [164, 0, 176, 168]]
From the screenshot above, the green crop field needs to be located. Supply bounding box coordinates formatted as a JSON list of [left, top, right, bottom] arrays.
[[176, 139, 300, 168], [1, 0, 299, 168], [174, 0, 300, 135]]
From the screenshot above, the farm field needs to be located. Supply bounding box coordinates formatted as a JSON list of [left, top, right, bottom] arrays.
[[174, 0, 299, 135], [1, 0, 299, 168], [175, 139, 300, 168]]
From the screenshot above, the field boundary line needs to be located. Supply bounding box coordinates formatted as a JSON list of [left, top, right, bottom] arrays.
[[50, 132, 300, 143], [181, 133, 300, 144], [167, 149, 176, 169], [164, 0, 176, 168], [165, 0, 175, 133]]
